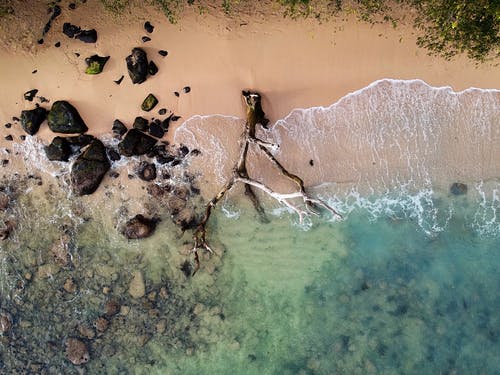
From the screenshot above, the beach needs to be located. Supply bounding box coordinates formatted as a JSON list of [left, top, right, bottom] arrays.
[[0, 1, 499, 373]]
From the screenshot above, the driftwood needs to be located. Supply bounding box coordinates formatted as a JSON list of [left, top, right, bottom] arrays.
[[191, 91, 341, 274]]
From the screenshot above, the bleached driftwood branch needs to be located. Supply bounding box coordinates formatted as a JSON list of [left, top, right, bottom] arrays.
[[190, 91, 341, 274]]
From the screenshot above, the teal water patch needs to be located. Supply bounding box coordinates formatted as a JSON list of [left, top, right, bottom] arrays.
[[156, 194, 499, 375]]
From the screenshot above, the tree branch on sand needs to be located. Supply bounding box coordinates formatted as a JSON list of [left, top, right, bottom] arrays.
[[191, 91, 342, 274]]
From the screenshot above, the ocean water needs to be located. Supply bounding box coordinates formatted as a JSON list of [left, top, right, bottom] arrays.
[[0, 80, 499, 374]]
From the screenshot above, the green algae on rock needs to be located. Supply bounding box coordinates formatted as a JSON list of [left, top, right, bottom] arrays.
[[141, 93, 158, 112], [20, 107, 47, 135], [48, 101, 88, 134], [85, 55, 110, 74]]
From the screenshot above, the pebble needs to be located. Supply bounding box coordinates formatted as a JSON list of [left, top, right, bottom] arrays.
[[63, 277, 78, 293], [158, 50, 168, 57], [0, 311, 13, 334], [94, 316, 109, 332], [144, 21, 154, 33], [78, 324, 95, 339], [128, 271, 145, 298], [104, 298, 121, 317]]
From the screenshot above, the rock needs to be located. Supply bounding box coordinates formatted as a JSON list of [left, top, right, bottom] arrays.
[[85, 55, 110, 74], [128, 270, 145, 298], [55, 41, 61, 48], [133, 116, 149, 131], [104, 298, 121, 317], [0, 311, 12, 335], [173, 208, 197, 231], [112, 119, 127, 136], [94, 316, 109, 332], [158, 50, 168, 57], [158, 108, 167, 115], [65, 338, 90, 365], [0, 192, 9, 211], [24, 89, 38, 101], [148, 122, 164, 138], [148, 61, 158, 75], [180, 261, 192, 278], [63, 277, 78, 293], [66, 134, 94, 149], [174, 91, 179, 97], [450, 182, 467, 195], [122, 214, 159, 239], [45, 137, 71, 161], [179, 145, 189, 157], [142, 36, 151, 43], [70, 139, 110, 195], [48, 101, 88, 134], [4, 135, 12, 141], [114, 75, 124, 85], [183, 86, 191, 93], [75, 29, 97, 43], [171, 115, 181, 122], [106, 148, 120, 162], [77, 324, 95, 340], [126, 48, 148, 84], [62, 22, 81, 38], [118, 129, 157, 156], [144, 21, 154, 33], [141, 94, 158, 112], [137, 162, 156, 181], [21, 107, 47, 135]]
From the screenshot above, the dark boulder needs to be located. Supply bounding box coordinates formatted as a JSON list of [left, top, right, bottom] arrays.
[[118, 129, 157, 157], [112, 119, 127, 136], [85, 55, 109, 74], [75, 29, 97, 43], [45, 137, 71, 161], [132, 116, 149, 131], [70, 139, 110, 195], [141, 93, 158, 112], [137, 162, 156, 181], [21, 107, 47, 135], [126, 48, 148, 84], [66, 134, 94, 148], [122, 214, 159, 239], [62, 22, 81, 38], [148, 122, 164, 138], [450, 182, 467, 196], [24, 89, 38, 101], [48, 101, 88, 134], [106, 148, 121, 162]]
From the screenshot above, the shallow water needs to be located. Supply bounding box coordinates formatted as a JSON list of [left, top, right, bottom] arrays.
[[1, 79, 499, 374]]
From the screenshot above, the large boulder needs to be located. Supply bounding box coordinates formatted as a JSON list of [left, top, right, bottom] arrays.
[[122, 214, 159, 239], [70, 139, 110, 195], [21, 107, 47, 135], [48, 101, 88, 134], [118, 129, 157, 156], [126, 48, 148, 84]]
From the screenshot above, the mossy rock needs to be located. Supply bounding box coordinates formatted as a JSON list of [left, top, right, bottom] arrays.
[[20, 107, 47, 135], [141, 94, 158, 112], [48, 101, 88, 134], [85, 55, 110, 74]]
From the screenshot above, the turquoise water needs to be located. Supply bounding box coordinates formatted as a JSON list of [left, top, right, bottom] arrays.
[[149, 192, 499, 375]]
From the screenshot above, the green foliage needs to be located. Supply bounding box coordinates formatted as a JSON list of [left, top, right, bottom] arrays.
[[100, 0, 130, 13], [411, 0, 500, 61]]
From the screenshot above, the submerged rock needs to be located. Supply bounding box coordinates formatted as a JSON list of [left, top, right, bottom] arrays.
[[129, 270, 146, 298], [118, 129, 157, 156], [45, 136, 71, 161], [137, 162, 156, 181], [141, 93, 158, 112], [65, 338, 89, 365], [85, 55, 110, 74], [21, 107, 47, 135], [126, 48, 148, 84], [450, 182, 467, 195], [48, 101, 88, 134], [122, 214, 158, 239], [70, 139, 110, 195]]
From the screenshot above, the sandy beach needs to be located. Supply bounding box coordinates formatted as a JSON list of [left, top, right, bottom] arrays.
[[0, 0, 499, 147]]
